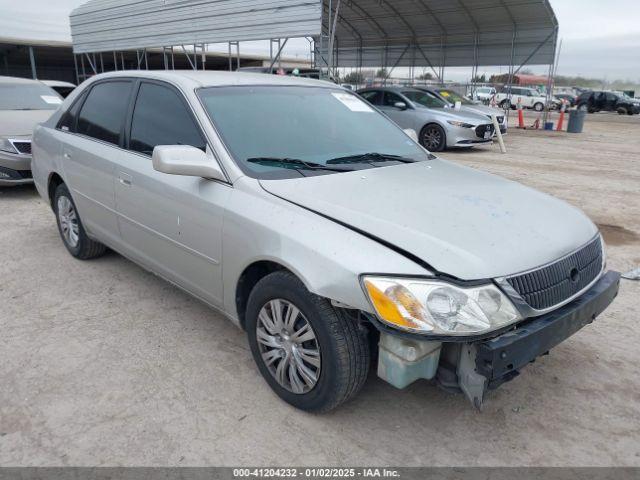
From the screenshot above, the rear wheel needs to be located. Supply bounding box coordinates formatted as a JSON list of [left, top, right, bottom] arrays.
[[420, 123, 446, 152], [617, 107, 628, 115], [578, 103, 588, 112], [499, 99, 511, 109], [533, 102, 544, 112], [54, 183, 106, 259], [246, 271, 370, 412]]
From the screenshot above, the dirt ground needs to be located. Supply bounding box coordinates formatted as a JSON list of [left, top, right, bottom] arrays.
[[1, 113, 639, 467]]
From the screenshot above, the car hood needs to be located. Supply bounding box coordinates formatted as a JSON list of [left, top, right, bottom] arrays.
[[460, 104, 503, 118], [0, 109, 55, 136], [416, 105, 491, 125], [260, 160, 598, 280]]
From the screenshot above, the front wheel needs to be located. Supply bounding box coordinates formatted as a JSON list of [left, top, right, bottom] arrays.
[[420, 124, 446, 152], [246, 271, 370, 412], [533, 102, 544, 112]]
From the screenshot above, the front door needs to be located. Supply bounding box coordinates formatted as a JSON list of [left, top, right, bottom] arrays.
[[113, 80, 231, 306]]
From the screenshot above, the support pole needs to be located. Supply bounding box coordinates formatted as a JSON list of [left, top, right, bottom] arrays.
[[28, 46, 37, 79], [73, 54, 79, 84], [268, 38, 289, 73]]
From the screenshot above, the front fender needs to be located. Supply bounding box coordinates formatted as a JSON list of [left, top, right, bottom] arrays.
[[221, 177, 430, 322]]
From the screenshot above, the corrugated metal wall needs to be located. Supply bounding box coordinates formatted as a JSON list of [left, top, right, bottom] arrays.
[[70, 0, 322, 54]]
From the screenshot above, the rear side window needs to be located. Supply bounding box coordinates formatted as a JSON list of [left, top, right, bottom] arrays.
[[77, 81, 133, 145], [57, 94, 85, 132], [129, 82, 205, 156]]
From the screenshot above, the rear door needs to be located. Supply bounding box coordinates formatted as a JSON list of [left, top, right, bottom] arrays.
[[113, 80, 231, 306], [60, 80, 134, 246]]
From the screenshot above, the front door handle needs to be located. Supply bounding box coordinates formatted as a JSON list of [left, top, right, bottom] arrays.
[[118, 172, 133, 187]]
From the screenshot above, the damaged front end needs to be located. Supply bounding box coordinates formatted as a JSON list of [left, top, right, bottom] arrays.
[[372, 270, 620, 409]]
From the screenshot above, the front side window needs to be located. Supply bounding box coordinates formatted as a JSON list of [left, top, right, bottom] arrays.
[[383, 92, 405, 107], [359, 90, 383, 105], [77, 81, 133, 145], [198, 86, 430, 179], [402, 90, 447, 108], [129, 82, 206, 155], [0, 82, 62, 110]]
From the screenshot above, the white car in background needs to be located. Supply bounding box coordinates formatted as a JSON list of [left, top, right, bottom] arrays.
[[0, 76, 62, 186], [470, 86, 496, 103], [494, 87, 549, 111]]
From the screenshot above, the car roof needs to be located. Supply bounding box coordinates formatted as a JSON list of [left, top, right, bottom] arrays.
[[0, 75, 46, 85], [41, 80, 76, 88], [79, 70, 336, 90]]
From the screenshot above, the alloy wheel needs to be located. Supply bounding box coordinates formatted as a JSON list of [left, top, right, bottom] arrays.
[[423, 127, 443, 151], [57, 196, 79, 248], [256, 299, 321, 394]]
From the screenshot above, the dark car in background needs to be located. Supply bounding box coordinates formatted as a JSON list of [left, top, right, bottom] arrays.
[[554, 93, 577, 107], [576, 91, 640, 115]]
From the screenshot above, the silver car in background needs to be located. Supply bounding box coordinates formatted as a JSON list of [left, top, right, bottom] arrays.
[[415, 87, 508, 134], [357, 86, 495, 151], [31, 71, 619, 412], [0, 76, 62, 186]]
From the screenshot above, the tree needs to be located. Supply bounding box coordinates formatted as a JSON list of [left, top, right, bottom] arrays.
[[375, 68, 388, 78], [342, 71, 365, 84], [472, 74, 487, 83], [417, 72, 433, 80]]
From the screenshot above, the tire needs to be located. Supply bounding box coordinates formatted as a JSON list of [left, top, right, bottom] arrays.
[[420, 123, 447, 152], [246, 271, 370, 412], [578, 103, 588, 112], [54, 183, 107, 260], [499, 99, 511, 109], [617, 107, 627, 115], [533, 102, 544, 112]]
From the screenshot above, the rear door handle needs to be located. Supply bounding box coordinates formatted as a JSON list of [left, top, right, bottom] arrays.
[[118, 172, 133, 186]]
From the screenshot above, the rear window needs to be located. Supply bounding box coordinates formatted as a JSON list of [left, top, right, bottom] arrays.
[[77, 81, 133, 145], [0, 83, 62, 110]]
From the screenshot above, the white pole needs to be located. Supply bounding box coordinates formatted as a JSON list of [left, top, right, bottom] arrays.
[[492, 114, 506, 154]]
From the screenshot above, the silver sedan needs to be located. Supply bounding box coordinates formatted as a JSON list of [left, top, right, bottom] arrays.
[[31, 71, 617, 412], [357, 86, 495, 151]]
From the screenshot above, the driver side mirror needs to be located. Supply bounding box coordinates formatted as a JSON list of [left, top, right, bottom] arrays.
[[394, 101, 408, 110], [152, 145, 225, 181]]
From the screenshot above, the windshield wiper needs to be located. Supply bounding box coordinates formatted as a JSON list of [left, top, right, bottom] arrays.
[[247, 157, 354, 172], [326, 152, 417, 165]]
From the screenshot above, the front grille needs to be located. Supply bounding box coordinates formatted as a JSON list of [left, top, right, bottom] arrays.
[[506, 236, 603, 311], [475, 124, 494, 139], [11, 140, 32, 154]]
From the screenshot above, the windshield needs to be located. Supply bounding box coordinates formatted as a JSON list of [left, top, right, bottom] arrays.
[[198, 86, 431, 179], [0, 83, 63, 110], [437, 89, 472, 105], [402, 90, 448, 108]]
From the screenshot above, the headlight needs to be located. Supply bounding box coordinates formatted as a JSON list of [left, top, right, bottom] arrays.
[[362, 276, 521, 335], [0, 138, 18, 154], [447, 120, 474, 128]]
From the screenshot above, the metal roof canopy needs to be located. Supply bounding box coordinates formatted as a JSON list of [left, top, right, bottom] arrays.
[[70, 0, 558, 79]]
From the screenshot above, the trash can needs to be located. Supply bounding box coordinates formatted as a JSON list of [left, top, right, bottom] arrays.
[[567, 109, 586, 133]]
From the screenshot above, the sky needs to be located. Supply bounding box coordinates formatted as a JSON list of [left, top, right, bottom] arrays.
[[1, 0, 639, 81]]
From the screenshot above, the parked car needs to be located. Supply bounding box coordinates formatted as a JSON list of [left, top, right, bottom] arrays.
[[414, 87, 507, 134], [41, 80, 77, 98], [357, 86, 494, 151], [554, 93, 577, 107], [0, 76, 62, 186], [32, 71, 619, 412], [494, 86, 551, 111], [576, 91, 640, 115], [469, 86, 496, 103]]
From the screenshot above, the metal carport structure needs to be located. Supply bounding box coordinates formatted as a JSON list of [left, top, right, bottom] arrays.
[[69, 0, 558, 96]]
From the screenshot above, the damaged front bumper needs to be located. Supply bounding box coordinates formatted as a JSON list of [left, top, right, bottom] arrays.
[[373, 270, 621, 408]]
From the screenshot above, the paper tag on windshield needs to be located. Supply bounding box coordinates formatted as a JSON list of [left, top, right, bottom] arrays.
[[331, 92, 373, 112], [41, 95, 62, 105]]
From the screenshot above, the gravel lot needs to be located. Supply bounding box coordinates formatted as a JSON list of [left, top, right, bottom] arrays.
[[1, 113, 639, 467]]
